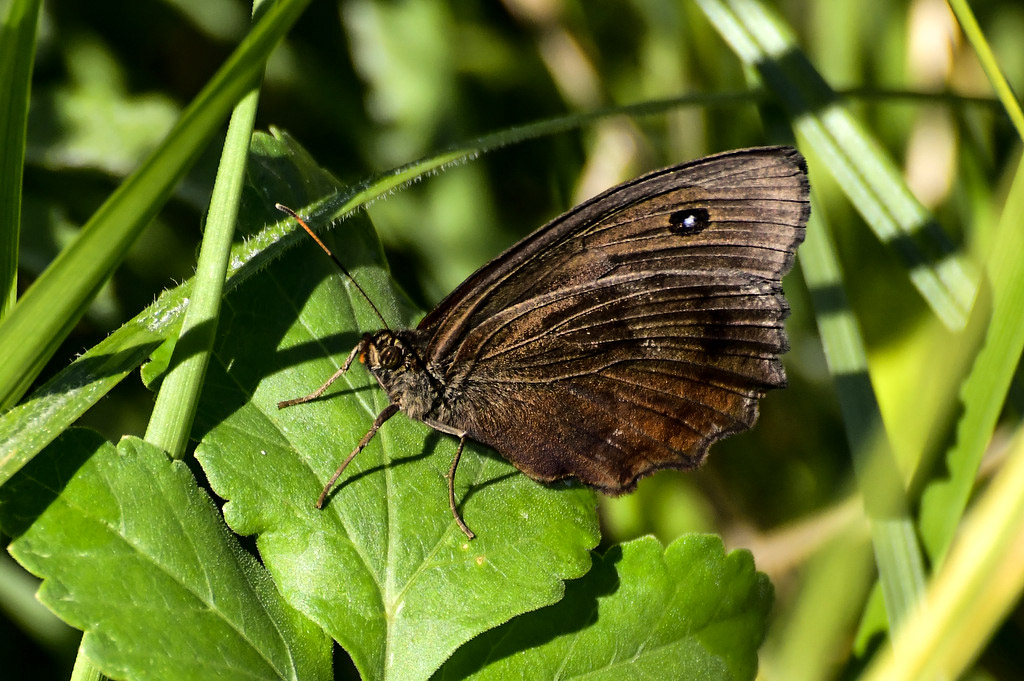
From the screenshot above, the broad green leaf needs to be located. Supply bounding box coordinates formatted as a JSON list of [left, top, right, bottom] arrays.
[[438, 534, 772, 681], [192, 137, 601, 681], [0, 430, 331, 681]]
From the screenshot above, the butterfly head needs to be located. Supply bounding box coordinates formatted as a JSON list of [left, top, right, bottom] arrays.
[[361, 330, 440, 420], [361, 330, 414, 372]]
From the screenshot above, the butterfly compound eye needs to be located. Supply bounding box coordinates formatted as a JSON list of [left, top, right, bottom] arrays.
[[378, 345, 403, 369]]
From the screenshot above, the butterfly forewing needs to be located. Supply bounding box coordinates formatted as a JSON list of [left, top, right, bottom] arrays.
[[418, 147, 809, 492]]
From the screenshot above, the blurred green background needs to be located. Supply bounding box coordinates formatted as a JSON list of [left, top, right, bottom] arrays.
[[5, 0, 1024, 679]]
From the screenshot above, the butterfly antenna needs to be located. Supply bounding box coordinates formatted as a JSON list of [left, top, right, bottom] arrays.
[[275, 203, 391, 331]]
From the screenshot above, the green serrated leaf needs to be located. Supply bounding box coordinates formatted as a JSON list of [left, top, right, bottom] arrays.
[[438, 534, 772, 681], [193, 138, 601, 680], [0, 430, 331, 681]]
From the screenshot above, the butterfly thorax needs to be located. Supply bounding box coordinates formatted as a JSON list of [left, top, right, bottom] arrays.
[[362, 329, 444, 421]]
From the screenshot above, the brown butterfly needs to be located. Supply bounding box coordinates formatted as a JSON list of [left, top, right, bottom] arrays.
[[278, 145, 809, 539]]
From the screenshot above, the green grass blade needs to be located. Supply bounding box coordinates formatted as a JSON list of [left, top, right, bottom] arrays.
[[0, 0, 311, 412], [947, 0, 1024, 141], [0, 0, 41, 318], [862, 425, 1024, 681], [0, 285, 184, 488], [69, 647, 101, 681], [696, 0, 976, 331], [763, 521, 874, 681], [918, 153, 1024, 563], [305, 91, 755, 225], [801, 199, 927, 631], [144, 1, 268, 459]]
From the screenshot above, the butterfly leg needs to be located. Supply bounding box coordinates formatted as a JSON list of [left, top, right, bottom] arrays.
[[277, 341, 365, 409], [447, 436, 476, 540], [316, 402, 400, 509]]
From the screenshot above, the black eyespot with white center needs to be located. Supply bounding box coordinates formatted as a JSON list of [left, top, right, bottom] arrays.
[[668, 208, 711, 236]]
